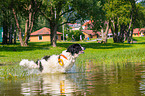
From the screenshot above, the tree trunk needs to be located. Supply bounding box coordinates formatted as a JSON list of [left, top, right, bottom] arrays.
[[111, 20, 118, 43], [12, 8, 25, 46], [14, 25, 16, 44], [104, 21, 109, 43], [130, 0, 137, 44], [24, 19, 28, 46], [24, 4, 35, 46], [120, 24, 126, 43], [101, 28, 104, 40], [111, 26, 118, 43], [9, 24, 13, 44], [127, 16, 132, 43], [50, 27, 57, 47], [127, 30, 130, 43], [25, 13, 34, 45], [113, 34, 118, 43], [2, 21, 8, 44], [24, 5, 32, 45], [50, 22, 57, 47]]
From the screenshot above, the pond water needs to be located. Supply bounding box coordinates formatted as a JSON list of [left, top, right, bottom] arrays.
[[1, 62, 145, 96]]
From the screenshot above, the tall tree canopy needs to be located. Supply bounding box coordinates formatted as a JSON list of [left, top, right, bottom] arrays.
[[12, 0, 41, 46], [0, 0, 15, 44], [41, 0, 83, 47], [1, 0, 145, 46], [103, 0, 142, 43], [41, 0, 104, 47]]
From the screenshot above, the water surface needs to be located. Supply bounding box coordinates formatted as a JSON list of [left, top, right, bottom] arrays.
[[0, 62, 145, 96]]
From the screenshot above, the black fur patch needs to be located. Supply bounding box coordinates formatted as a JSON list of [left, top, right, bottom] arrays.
[[66, 44, 82, 55], [35, 59, 39, 65], [42, 55, 50, 61], [39, 61, 43, 72]]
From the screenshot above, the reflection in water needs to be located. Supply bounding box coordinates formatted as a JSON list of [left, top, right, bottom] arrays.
[[21, 64, 87, 96], [1, 62, 145, 95], [21, 73, 87, 96], [136, 63, 145, 95]]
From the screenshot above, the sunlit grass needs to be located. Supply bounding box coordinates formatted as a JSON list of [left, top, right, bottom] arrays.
[[0, 37, 145, 79]]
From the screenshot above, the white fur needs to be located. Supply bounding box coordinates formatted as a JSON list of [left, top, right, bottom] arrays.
[[20, 59, 39, 69], [20, 50, 80, 73]]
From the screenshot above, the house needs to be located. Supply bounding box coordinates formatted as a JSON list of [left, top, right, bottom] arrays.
[[67, 20, 93, 30], [133, 28, 140, 37], [82, 20, 93, 30], [30, 27, 62, 42], [139, 28, 145, 36], [81, 30, 100, 39], [133, 28, 145, 37], [68, 23, 81, 30]]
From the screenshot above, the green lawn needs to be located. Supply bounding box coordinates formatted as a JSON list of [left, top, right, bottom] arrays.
[[0, 37, 145, 79], [0, 37, 145, 65]]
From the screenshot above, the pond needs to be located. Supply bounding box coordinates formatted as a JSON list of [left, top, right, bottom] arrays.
[[0, 62, 145, 96]]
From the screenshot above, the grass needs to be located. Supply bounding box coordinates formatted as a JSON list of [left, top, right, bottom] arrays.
[[0, 37, 145, 79]]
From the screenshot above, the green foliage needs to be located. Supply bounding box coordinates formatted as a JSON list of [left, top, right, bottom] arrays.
[[104, 0, 131, 25], [135, 2, 145, 28], [0, 0, 145, 46], [67, 30, 85, 41], [32, 16, 50, 32]]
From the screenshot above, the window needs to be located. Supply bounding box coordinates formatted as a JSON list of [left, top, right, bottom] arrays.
[[39, 36, 42, 40]]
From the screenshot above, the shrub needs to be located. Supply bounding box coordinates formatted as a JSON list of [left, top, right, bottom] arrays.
[[67, 30, 85, 41]]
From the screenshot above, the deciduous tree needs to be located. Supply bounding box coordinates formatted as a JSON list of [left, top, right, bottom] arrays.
[[0, 0, 16, 44], [12, 0, 41, 46], [104, 0, 141, 43], [41, 0, 81, 47]]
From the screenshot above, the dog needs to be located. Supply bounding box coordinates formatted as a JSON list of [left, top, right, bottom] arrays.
[[20, 44, 85, 73]]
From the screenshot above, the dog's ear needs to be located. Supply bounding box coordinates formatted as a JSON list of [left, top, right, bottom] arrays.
[[66, 44, 81, 55], [66, 46, 75, 55]]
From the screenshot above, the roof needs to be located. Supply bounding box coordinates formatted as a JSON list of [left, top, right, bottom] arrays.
[[82, 30, 100, 35], [82, 20, 93, 26], [31, 27, 62, 36], [140, 28, 145, 32], [133, 28, 145, 34], [133, 28, 139, 34], [82, 20, 94, 30]]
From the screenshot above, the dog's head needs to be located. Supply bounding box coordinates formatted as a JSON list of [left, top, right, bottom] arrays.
[[66, 44, 85, 57]]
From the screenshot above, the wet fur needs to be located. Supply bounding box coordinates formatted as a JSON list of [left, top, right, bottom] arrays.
[[20, 44, 85, 73]]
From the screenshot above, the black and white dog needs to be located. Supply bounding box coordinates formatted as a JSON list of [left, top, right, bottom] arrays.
[[20, 44, 85, 73]]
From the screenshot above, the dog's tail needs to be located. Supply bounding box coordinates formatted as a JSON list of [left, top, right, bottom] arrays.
[[19, 59, 39, 69]]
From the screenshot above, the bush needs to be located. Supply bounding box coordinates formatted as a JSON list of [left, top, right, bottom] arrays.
[[67, 30, 85, 41]]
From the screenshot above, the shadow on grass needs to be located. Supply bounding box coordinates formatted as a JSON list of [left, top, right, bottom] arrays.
[[0, 41, 135, 52], [0, 55, 6, 57], [57, 42, 132, 49], [0, 42, 51, 52]]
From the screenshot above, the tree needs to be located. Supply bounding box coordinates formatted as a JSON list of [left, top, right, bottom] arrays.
[[104, 0, 130, 43], [135, 1, 145, 28], [76, 0, 107, 43], [104, 0, 141, 43], [41, 0, 103, 47], [12, 0, 41, 46], [0, 0, 16, 44], [67, 30, 84, 41], [41, 0, 79, 47]]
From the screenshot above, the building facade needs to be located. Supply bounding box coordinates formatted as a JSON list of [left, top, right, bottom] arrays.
[[30, 27, 62, 42]]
